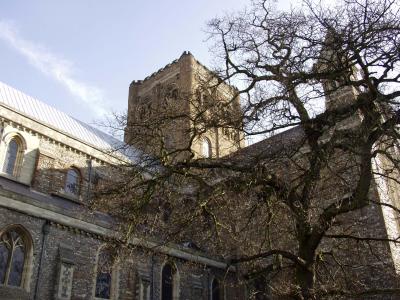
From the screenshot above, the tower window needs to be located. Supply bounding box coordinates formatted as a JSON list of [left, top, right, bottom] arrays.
[[202, 138, 212, 158], [171, 88, 178, 100]]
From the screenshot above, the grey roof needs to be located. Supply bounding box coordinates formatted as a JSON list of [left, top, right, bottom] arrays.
[[0, 81, 139, 161], [226, 126, 306, 166]]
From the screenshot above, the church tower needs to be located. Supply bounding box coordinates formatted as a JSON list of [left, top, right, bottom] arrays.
[[315, 31, 360, 112], [125, 51, 245, 160]]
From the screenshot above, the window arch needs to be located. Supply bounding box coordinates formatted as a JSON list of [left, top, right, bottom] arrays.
[[161, 262, 179, 300], [0, 225, 32, 289], [64, 168, 80, 196], [2, 136, 24, 176], [94, 246, 113, 299], [202, 137, 212, 158]]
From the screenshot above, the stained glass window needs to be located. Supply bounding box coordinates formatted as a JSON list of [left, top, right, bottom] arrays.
[[0, 228, 27, 287], [0, 243, 9, 284], [3, 139, 19, 176], [65, 169, 80, 196]]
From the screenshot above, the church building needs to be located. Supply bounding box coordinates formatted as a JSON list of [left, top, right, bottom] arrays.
[[0, 53, 245, 300], [0, 50, 399, 299]]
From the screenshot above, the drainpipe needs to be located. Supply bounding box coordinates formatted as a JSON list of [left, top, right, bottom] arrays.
[[86, 159, 93, 202], [208, 271, 211, 300], [34, 220, 50, 300], [0, 121, 4, 141], [150, 252, 155, 300], [214, 127, 220, 158]]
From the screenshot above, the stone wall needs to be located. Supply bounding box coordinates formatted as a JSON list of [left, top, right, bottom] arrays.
[[0, 204, 243, 300]]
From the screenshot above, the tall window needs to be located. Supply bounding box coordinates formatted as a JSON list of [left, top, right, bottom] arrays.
[[0, 227, 30, 287], [95, 247, 113, 299], [202, 138, 212, 158], [3, 138, 21, 176], [211, 278, 221, 300], [161, 263, 176, 300], [65, 168, 80, 196]]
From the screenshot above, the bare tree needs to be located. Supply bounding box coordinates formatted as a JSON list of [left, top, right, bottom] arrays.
[[94, 0, 400, 299]]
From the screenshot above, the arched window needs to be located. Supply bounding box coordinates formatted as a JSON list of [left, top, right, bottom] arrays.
[[65, 168, 80, 196], [203, 94, 212, 107], [202, 138, 212, 158], [161, 263, 178, 300], [164, 87, 179, 109], [170, 88, 178, 100], [3, 138, 22, 176], [0, 226, 31, 288], [95, 247, 113, 299], [211, 278, 221, 300]]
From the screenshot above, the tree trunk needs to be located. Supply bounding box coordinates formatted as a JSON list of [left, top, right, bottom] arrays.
[[254, 276, 270, 300], [296, 264, 316, 300], [296, 243, 317, 300]]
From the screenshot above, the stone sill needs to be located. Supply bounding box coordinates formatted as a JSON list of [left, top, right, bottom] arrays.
[[51, 190, 84, 204], [0, 172, 30, 187], [0, 285, 29, 300]]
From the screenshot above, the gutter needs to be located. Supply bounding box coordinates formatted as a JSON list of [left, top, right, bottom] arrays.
[[86, 159, 93, 202], [33, 220, 50, 300]]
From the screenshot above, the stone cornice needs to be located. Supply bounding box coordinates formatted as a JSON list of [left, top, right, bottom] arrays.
[[0, 189, 227, 269]]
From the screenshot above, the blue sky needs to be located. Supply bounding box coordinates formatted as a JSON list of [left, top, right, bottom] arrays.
[[0, 0, 299, 127]]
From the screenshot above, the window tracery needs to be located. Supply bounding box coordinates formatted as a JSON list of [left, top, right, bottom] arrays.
[[0, 226, 31, 288]]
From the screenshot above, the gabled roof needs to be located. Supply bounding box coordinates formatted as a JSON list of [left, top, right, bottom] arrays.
[[226, 126, 306, 166], [0, 81, 139, 161]]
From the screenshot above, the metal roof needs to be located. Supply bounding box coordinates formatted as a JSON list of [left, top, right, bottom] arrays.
[[0, 81, 137, 160]]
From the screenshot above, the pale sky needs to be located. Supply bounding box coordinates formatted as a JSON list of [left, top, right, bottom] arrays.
[[0, 0, 304, 127]]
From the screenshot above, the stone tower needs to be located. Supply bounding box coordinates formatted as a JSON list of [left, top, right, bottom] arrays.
[[125, 51, 244, 160], [315, 31, 360, 112], [321, 66, 360, 112]]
